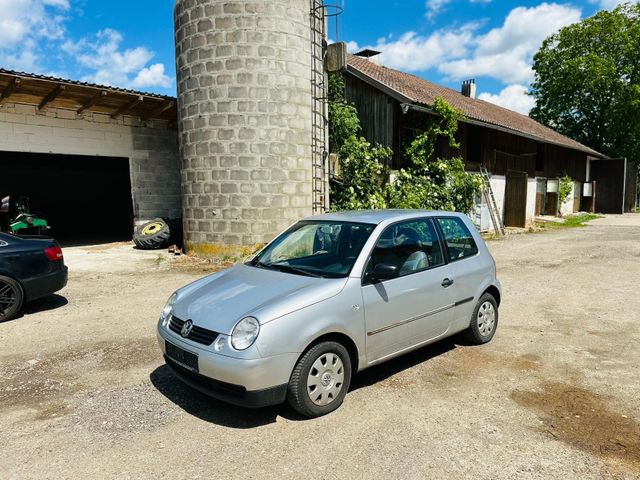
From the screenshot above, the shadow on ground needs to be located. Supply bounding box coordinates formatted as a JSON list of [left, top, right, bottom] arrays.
[[21, 294, 68, 316], [150, 337, 462, 427], [350, 337, 460, 391], [150, 364, 304, 428]]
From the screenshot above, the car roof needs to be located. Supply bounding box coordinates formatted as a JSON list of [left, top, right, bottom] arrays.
[[303, 209, 465, 225]]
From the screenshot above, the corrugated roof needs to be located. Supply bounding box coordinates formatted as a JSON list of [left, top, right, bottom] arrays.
[[0, 68, 175, 100], [0, 68, 177, 122], [347, 55, 604, 158]]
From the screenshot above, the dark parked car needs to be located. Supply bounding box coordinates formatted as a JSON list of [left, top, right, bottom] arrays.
[[0, 232, 68, 322]]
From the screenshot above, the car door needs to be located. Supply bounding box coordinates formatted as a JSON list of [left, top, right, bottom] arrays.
[[362, 218, 455, 364], [435, 216, 490, 330]]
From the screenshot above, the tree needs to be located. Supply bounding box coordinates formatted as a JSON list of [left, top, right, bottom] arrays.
[[530, 3, 640, 166], [386, 98, 483, 214]]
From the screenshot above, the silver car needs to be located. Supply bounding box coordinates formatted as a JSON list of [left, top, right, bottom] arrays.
[[157, 210, 501, 417]]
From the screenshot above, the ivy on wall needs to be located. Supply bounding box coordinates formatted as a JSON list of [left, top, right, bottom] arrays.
[[328, 73, 482, 214]]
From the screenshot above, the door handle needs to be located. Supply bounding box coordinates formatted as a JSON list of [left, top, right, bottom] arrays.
[[441, 278, 454, 288]]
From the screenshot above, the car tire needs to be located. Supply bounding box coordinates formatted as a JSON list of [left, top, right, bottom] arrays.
[[133, 218, 171, 250], [0, 275, 24, 323], [463, 293, 498, 345], [287, 341, 352, 418]]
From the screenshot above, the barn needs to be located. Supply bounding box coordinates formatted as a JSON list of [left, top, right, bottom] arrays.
[[0, 69, 181, 243], [345, 52, 637, 229]]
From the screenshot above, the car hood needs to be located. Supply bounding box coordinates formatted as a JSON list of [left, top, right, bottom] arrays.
[[172, 264, 347, 334]]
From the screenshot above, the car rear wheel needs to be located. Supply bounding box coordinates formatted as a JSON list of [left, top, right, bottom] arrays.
[[287, 341, 352, 418], [0, 275, 24, 323], [463, 293, 498, 345]]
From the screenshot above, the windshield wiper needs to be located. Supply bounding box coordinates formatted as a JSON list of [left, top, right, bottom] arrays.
[[265, 262, 323, 278]]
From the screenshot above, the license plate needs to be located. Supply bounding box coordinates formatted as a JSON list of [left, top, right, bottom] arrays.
[[165, 341, 199, 373]]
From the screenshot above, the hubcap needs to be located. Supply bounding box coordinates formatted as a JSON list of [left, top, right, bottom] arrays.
[[307, 352, 344, 406], [141, 222, 163, 235], [0, 280, 17, 317], [477, 301, 496, 337]]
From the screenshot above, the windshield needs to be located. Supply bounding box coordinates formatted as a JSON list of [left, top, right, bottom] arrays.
[[247, 220, 376, 278]]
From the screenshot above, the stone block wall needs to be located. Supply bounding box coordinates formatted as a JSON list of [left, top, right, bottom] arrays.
[[175, 0, 314, 248], [0, 102, 181, 224]]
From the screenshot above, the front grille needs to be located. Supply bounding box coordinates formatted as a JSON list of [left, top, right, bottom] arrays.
[[169, 315, 219, 346]]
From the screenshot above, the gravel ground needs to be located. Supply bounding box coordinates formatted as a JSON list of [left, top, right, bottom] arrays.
[[1, 214, 639, 480]]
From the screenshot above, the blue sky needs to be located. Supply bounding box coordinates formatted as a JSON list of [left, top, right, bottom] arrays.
[[0, 0, 630, 114]]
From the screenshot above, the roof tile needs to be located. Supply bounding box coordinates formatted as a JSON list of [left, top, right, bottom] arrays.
[[347, 55, 604, 157]]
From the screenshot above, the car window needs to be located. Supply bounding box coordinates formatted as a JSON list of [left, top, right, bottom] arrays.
[[436, 217, 478, 261], [251, 221, 375, 278], [367, 218, 444, 278]]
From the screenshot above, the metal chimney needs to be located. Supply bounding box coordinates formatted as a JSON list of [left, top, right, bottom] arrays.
[[461, 79, 477, 98]]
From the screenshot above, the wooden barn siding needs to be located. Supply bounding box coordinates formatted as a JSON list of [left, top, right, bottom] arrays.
[[345, 75, 394, 153], [344, 73, 588, 179], [541, 144, 588, 182]]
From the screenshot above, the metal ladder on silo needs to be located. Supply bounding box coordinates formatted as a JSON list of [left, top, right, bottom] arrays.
[[479, 165, 505, 235], [310, 1, 328, 213]]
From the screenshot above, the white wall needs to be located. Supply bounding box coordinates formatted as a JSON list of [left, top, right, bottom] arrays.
[[0, 102, 181, 222], [525, 177, 537, 224]]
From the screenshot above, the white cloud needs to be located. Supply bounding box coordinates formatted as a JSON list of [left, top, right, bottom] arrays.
[[591, 0, 627, 9], [62, 29, 172, 90], [439, 3, 582, 84], [132, 63, 173, 89], [0, 2, 173, 92], [425, 0, 452, 19], [0, 0, 69, 70], [478, 84, 535, 115], [360, 23, 480, 72]]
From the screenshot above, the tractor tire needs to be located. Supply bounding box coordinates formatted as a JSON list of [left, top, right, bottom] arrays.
[[133, 218, 171, 250]]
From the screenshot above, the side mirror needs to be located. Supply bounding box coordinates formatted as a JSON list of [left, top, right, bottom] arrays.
[[370, 263, 399, 281]]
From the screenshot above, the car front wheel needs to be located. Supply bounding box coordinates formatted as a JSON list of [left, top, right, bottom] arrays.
[[287, 341, 352, 418], [464, 293, 498, 344]]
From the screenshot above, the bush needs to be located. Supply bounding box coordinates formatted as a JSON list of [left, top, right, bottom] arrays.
[[386, 98, 483, 214], [327, 77, 482, 215], [330, 136, 391, 210]]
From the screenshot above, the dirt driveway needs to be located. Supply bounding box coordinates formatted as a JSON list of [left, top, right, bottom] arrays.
[[1, 215, 639, 479]]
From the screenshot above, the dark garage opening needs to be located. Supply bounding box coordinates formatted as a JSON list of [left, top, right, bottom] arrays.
[[0, 151, 134, 244]]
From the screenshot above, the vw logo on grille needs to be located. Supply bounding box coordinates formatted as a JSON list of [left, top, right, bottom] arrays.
[[181, 320, 194, 338]]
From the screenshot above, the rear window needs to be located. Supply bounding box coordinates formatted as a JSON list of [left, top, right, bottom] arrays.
[[436, 217, 478, 261]]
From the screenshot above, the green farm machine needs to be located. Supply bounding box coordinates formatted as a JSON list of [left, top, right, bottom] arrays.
[[0, 196, 51, 235]]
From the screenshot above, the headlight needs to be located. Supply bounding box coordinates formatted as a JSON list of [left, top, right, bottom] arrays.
[[160, 292, 177, 326], [231, 317, 260, 350]]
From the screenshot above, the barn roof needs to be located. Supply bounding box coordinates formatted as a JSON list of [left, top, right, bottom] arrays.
[[0, 69, 177, 122], [347, 55, 605, 158]]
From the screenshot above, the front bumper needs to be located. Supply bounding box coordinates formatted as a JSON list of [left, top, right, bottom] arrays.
[[156, 327, 297, 408], [164, 356, 287, 408]]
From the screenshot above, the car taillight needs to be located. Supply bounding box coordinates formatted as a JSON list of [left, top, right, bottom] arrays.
[[44, 245, 63, 261]]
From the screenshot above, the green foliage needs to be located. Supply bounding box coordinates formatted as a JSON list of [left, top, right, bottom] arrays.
[[330, 136, 391, 210], [530, 3, 640, 166], [327, 80, 482, 214], [328, 73, 361, 153], [386, 98, 483, 214], [558, 175, 573, 210], [328, 72, 391, 210]]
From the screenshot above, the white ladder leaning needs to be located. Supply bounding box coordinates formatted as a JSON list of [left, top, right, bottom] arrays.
[[479, 165, 505, 235]]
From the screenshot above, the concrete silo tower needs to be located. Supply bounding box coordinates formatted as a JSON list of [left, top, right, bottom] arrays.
[[174, 0, 327, 252]]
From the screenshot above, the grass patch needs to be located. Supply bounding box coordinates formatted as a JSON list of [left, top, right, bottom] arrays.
[[536, 213, 603, 230], [171, 242, 266, 274]]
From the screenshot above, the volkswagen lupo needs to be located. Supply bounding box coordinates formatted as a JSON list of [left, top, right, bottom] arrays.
[[157, 210, 501, 417]]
